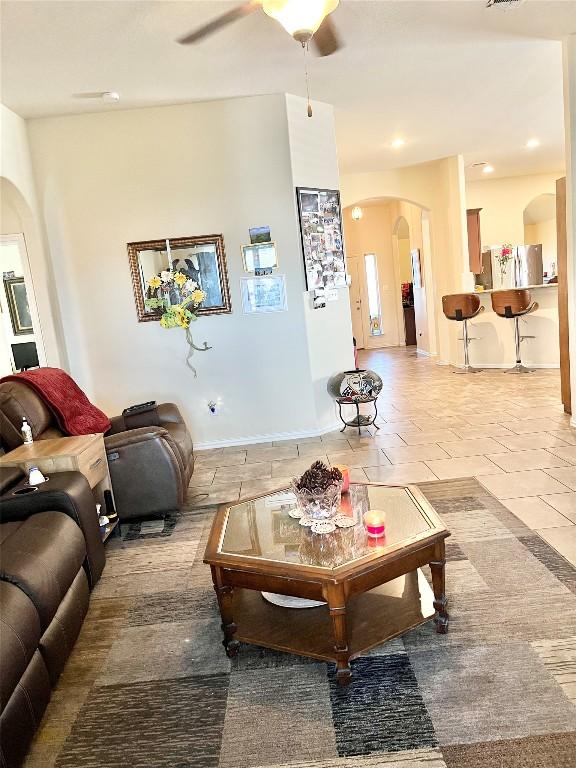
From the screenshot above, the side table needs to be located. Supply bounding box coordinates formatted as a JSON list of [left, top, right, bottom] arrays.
[[0, 434, 118, 540], [336, 396, 380, 435]]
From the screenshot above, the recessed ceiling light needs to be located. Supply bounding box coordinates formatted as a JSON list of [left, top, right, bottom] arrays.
[[526, 138, 540, 149], [391, 138, 405, 149], [482, 164, 495, 174]]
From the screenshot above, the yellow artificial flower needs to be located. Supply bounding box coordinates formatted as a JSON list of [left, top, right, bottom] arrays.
[[174, 272, 188, 287], [191, 289, 206, 304], [148, 275, 162, 289]]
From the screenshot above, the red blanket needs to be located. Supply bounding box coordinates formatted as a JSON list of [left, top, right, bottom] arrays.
[[0, 367, 111, 436]]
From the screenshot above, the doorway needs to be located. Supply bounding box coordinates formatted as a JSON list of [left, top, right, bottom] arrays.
[[395, 217, 417, 346], [347, 254, 384, 350], [0, 234, 46, 376]]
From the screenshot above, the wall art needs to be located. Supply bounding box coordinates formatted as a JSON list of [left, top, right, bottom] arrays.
[[296, 187, 346, 291], [241, 275, 287, 314], [4, 277, 33, 335], [242, 241, 278, 273]]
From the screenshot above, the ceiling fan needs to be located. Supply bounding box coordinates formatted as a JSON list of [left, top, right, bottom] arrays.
[[177, 0, 342, 57]]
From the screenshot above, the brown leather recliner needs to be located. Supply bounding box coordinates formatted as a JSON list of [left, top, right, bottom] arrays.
[[0, 380, 194, 520], [0, 467, 105, 768]]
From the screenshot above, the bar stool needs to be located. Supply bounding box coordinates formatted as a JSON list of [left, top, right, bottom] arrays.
[[442, 293, 484, 374], [491, 288, 539, 374]]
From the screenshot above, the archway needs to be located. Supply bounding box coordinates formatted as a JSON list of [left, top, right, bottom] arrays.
[[392, 216, 417, 347], [0, 177, 51, 373], [344, 197, 437, 356], [523, 193, 557, 281]]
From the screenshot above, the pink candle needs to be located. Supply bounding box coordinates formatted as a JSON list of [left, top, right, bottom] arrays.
[[340, 493, 353, 517], [333, 464, 350, 493], [364, 509, 386, 539]]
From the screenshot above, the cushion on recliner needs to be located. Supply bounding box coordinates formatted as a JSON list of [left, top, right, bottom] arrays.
[[0, 580, 41, 712], [0, 511, 86, 631]]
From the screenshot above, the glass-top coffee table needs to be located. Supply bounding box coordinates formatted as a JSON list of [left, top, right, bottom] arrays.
[[204, 483, 450, 684]]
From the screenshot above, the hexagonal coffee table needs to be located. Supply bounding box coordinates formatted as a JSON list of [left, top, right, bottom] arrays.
[[204, 483, 450, 684]]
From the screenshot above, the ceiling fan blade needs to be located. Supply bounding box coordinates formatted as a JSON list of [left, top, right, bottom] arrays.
[[177, 1, 260, 45], [312, 16, 342, 57]]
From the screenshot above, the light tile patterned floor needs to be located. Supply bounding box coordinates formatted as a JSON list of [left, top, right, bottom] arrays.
[[191, 347, 576, 567]]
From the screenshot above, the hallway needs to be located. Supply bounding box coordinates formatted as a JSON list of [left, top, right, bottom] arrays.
[[192, 347, 576, 568]]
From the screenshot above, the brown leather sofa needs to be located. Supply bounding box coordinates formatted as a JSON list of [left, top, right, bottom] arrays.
[[0, 466, 105, 768], [0, 380, 194, 520]]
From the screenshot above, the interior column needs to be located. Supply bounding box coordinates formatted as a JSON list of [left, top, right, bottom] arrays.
[[563, 34, 576, 424]]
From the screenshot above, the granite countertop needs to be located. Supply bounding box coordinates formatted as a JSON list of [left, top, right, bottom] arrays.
[[474, 283, 558, 295]]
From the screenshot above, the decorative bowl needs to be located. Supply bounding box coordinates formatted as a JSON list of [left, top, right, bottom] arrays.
[[327, 369, 383, 401], [291, 479, 343, 520]]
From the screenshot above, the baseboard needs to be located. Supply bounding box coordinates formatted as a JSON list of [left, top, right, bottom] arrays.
[[195, 421, 343, 450], [464, 363, 560, 369]]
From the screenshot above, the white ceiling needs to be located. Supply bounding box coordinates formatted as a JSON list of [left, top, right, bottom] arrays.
[[1, 0, 575, 178]]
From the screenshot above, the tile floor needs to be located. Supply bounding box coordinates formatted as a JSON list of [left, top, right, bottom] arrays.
[[190, 347, 576, 568]]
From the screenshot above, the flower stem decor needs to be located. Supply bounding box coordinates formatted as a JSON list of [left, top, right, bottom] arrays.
[[495, 244, 514, 287], [145, 270, 211, 376]]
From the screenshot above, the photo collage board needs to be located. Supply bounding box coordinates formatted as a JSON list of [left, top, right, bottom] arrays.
[[296, 187, 347, 307]]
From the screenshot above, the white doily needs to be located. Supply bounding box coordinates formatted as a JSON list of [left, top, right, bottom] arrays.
[[311, 520, 337, 534], [333, 515, 356, 529]]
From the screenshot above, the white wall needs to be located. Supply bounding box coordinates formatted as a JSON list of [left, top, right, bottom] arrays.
[[28, 95, 353, 446], [0, 105, 64, 367], [466, 172, 561, 246], [285, 95, 355, 427]]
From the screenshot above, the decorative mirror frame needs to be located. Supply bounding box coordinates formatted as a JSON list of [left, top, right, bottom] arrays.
[[127, 234, 232, 322]]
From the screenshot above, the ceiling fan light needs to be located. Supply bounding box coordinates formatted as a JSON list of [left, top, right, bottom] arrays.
[[262, 0, 339, 40]]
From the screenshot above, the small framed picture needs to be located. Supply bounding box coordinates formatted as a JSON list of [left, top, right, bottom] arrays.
[[249, 226, 271, 244], [242, 242, 278, 273], [241, 275, 287, 314]]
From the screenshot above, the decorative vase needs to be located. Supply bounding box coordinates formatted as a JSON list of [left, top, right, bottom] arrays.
[[327, 369, 383, 401], [291, 479, 343, 520]]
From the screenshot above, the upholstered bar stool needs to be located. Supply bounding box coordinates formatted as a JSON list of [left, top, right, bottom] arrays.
[[491, 288, 539, 374], [442, 293, 484, 374]]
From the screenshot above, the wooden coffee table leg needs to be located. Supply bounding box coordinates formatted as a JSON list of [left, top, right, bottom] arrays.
[[211, 566, 240, 658], [430, 542, 449, 634], [325, 585, 352, 685]]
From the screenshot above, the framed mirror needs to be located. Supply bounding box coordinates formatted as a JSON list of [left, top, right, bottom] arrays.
[[127, 234, 232, 322]]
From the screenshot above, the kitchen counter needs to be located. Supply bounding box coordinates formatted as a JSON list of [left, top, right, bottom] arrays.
[[474, 283, 558, 294], [463, 283, 559, 368]]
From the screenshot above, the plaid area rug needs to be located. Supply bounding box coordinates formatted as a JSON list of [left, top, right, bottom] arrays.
[[24, 479, 576, 768]]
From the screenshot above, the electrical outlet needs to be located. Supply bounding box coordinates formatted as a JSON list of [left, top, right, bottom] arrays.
[[208, 399, 224, 415]]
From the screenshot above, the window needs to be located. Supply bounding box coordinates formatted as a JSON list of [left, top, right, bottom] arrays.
[[364, 253, 382, 336]]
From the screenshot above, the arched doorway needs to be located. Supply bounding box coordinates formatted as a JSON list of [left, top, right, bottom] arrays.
[[523, 193, 557, 282], [392, 216, 417, 346], [0, 178, 48, 374], [343, 197, 436, 356]]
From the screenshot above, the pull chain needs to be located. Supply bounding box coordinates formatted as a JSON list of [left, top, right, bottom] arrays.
[[303, 41, 313, 117]]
